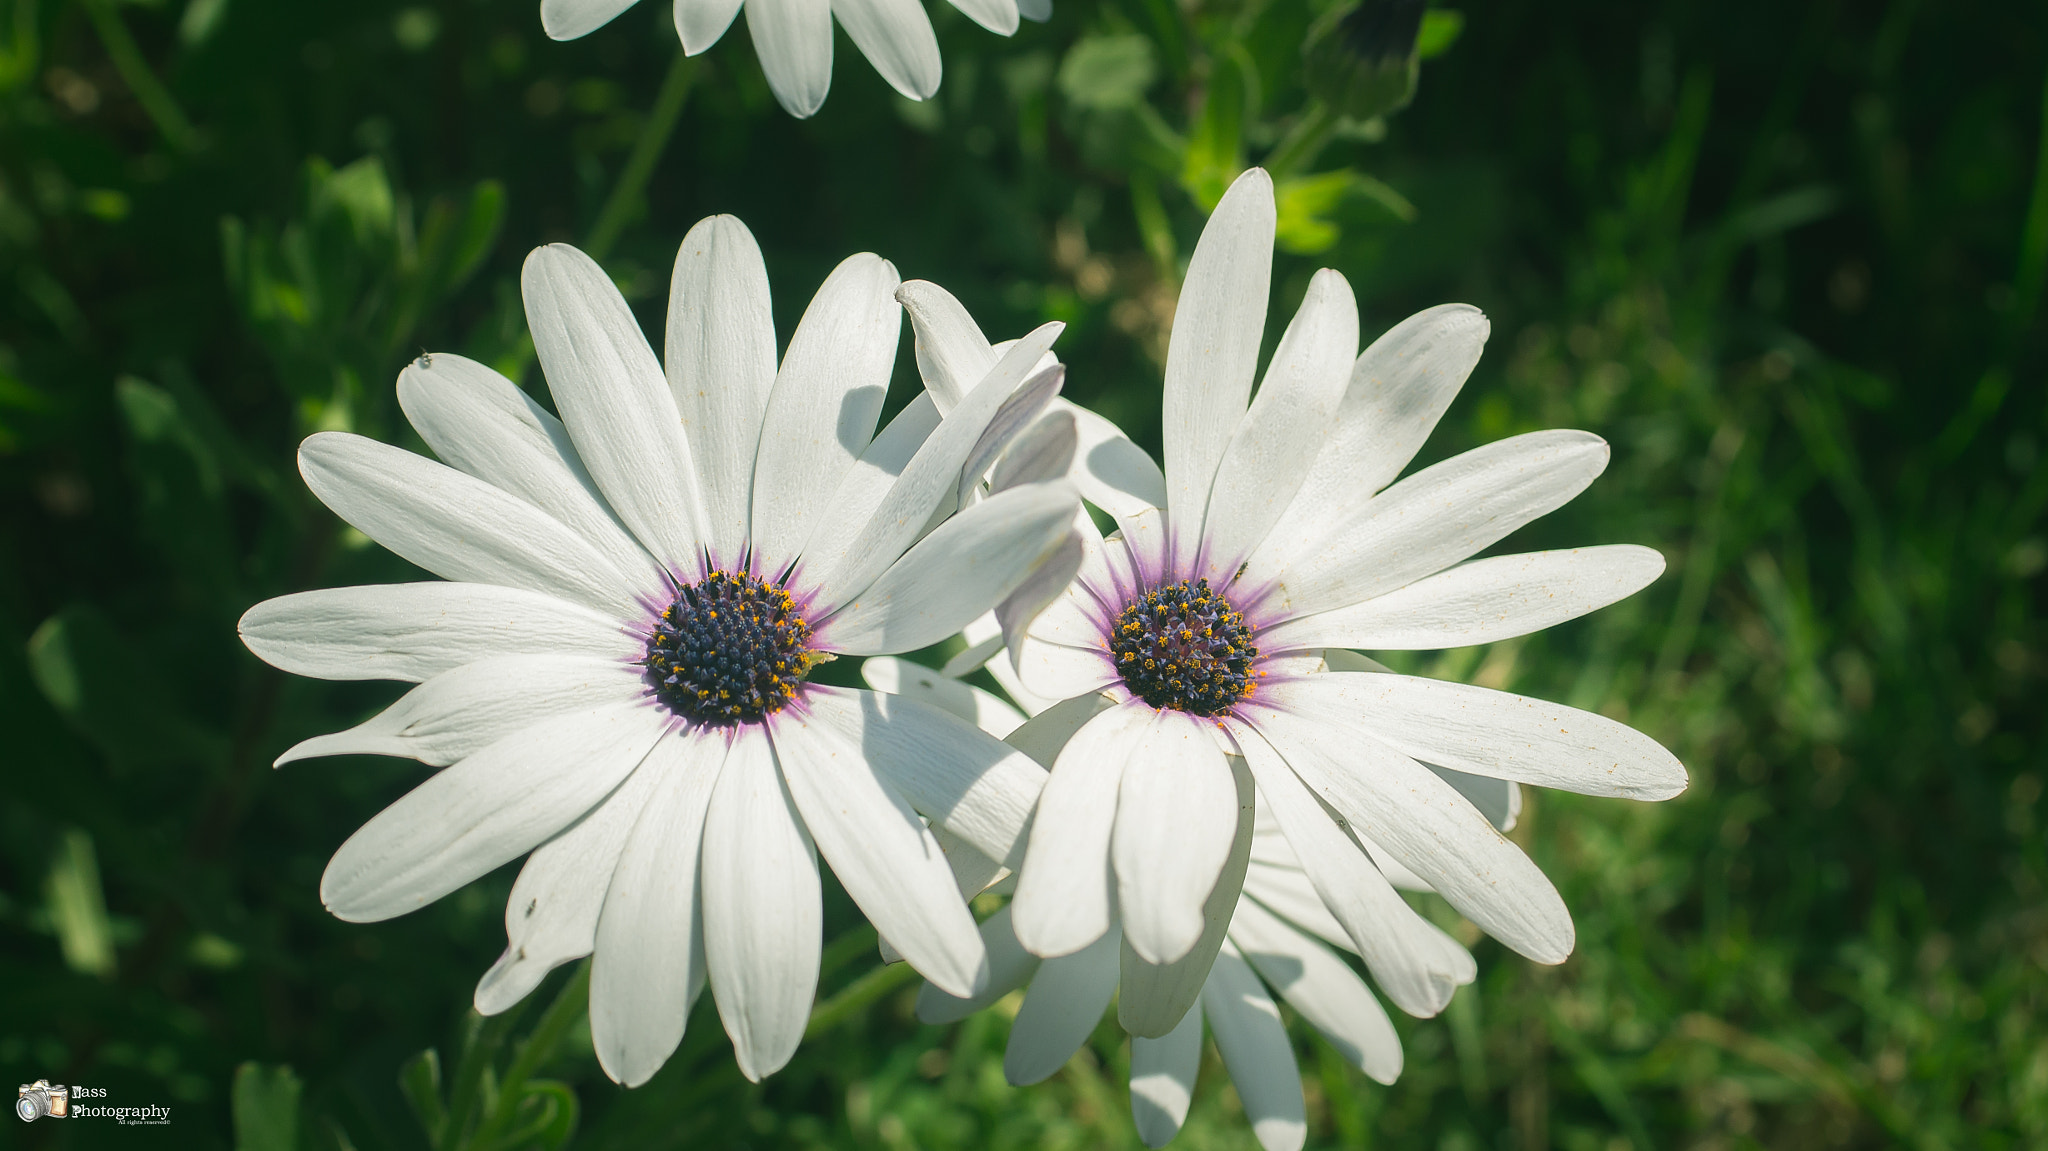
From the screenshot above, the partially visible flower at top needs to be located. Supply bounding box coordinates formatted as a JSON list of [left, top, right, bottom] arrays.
[[541, 0, 1050, 119], [238, 215, 1077, 1086], [1302, 0, 1427, 122], [943, 166, 1688, 1041]]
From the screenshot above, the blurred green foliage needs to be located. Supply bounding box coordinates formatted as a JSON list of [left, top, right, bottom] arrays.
[[2, 0, 2044, 1147]]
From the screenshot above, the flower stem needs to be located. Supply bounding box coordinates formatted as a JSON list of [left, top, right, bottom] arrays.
[[1263, 100, 1338, 179], [79, 0, 201, 153], [804, 959, 920, 1040], [462, 962, 591, 1151], [585, 49, 700, 262]]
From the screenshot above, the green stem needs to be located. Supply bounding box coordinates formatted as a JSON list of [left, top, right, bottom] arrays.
[[585, 50, 700, 262], [437, 1001, 528, 1151], [1263, 101, 1337, 179], [464, 962, 591, 1151], [80, 0, 200, 153], [803, 960, 920, 1041]]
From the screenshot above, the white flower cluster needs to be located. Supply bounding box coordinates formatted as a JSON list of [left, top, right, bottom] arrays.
[[244, 173, 1685, 1147]]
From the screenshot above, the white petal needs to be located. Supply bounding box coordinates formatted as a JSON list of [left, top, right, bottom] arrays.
[[1117, 754, 1255, 1037], [1011, 700, 1151, 956], [542, 0, 639, 38], [1228, 897, 1402, 1085], [1430, 764, 1517, 831], [1111, 504, 1168, 590], [1260, 545, 1666, 653], [474, 759, 664, 1016], [1246, 694, 1574, 964], [1241, 859, 1353, 952], [702, 728, 821, 1081], [676, 0, 744, 53], [800, 395, 941, 579], [803, 327, 1063, 605], [815, 479, 1077, 656], [320, 703, 668, 922], [1162, 168, 1274, 574], [590, 730, 725, 1086], [277, 655, 640, 767], [859, 656, 1026, 737], [1061, 400, 1166, 520], [1199, 268, 1358, 582], [1014, 636, 1119, 702], [525, 246, 709, 570], [298, 433, 638, 616], [943, 0, 1017, 35], [1113, 713, 1240, 964], [916, 904, 1042, 1023], [1272, 303, 1489, 563], [1246, 430, 1610, 621], [805, 687, 1046, 872], [666, 216, 778, 565], [1005, 689, 1119, 766], [1282, 672, 1687, 801], [991, 408, 1077, 493], [960, 365, 1065, 508], [1015, 0, 1048, 19], [831, 0, 940, 100], [898, 279, 1015, 413], [399, 354, 664, 596], [1003, 924, 1120, 1085], [1202, 943, 1307, 1151], [1130, 997, 1202, 1148], [240, 583, 634, 683], [997, 532, 1085, 671], [1235, 721, 1468, 1015], [774, 707, 987, 997], [751, 254, 902, 560], [745, 0, 833, 116]]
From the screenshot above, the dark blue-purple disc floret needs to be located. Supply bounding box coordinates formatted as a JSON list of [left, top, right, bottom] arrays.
[[644, 570, 813, 726], [1111, 578, 1260, 717]]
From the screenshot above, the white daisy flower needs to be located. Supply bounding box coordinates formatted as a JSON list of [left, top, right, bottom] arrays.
[[238, 215, 1079, 1086], [916, 166, 1690, 1037], [541, 0, 1050, 119], [869, 658, 1477, 1151]]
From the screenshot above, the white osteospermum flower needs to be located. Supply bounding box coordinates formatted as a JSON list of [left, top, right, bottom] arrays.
[[923, 166, 1689, 1038], [541, 0, 1049, 119], [872, 661, 1474, 1151], [238, 215, 1077, 1086]]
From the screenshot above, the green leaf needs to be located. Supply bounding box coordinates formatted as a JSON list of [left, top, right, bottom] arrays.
[[1057, 35, 1157, 111], [1182, 50, 1251, 211], [398, 1048, 446, 1139], [46, 829, 116, 978], [1416, 9, 1465, 59], [1274, 170, 1416, 254], [27, 607, 228, 769], [232, 1063, 302, 1151]]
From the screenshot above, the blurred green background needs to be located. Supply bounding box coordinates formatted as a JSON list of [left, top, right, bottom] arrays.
[[3, 0, 2045, 1147]]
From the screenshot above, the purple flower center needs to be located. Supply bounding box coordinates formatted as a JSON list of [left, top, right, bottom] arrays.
[[645, 570, 814, 726], [1111, 578, 1259, 716]]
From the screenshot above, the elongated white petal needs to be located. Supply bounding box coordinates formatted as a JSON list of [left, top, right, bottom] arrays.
[[801, 395, 941, 577], [676, 0, 745, 53], [805, 687, 1045, 874], [702, 729, 820, 1081], [743, 0, 833, 116], [1011, 701, 1151, 956], [751, 255, 900, 561], [859, 656, 1025, 737], [1228, 897, 1402, 1085], [1015, 636, 1119, 702], [278, 655, 640, 767], [1247, 695, 1574, 964], [944, 0, 1017, 35], [961, 365, 1064, 507], [1281, 673, 1687, 800], [1163, 168, 1275, 574], [1234, 721, 1466, 1015], [805, 328, 1062, 604], [240, 583, 634, 683], [1200, 268, 1358, 582], [474, 760, 664, 1016], [591, 730, 725, 1086], [1004, 924, 1120, 1085], [399, 354, 664, 596], [1262, 545, 1666, 653], [1430, 764, 1518, 830], [1248, 430, 1610, 620], [992, 408, 1077, 493], [542, 0, 638, 38], [1130, 997, 1203, 1148], [666, 216, 778, 565], [1203, 943, 1307, 1151], [299, 433, 637, 616], [321, 703, 668, 922], [816, 480, 1076, 656], [916, 904, 1042, 1023], [774, 708, 987, 997], [997, 532, 1084, 673], [831, 0, 940, 100], [524, 245, 707, 569], [1114, 713, 1239, 964], [1118, 755, 1255, 1037], [1005, 690, 1119, 766], [1015, 0, 1047, 18], [1060, 400, 1166, 520], [1241, 859, 1352, 952]]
